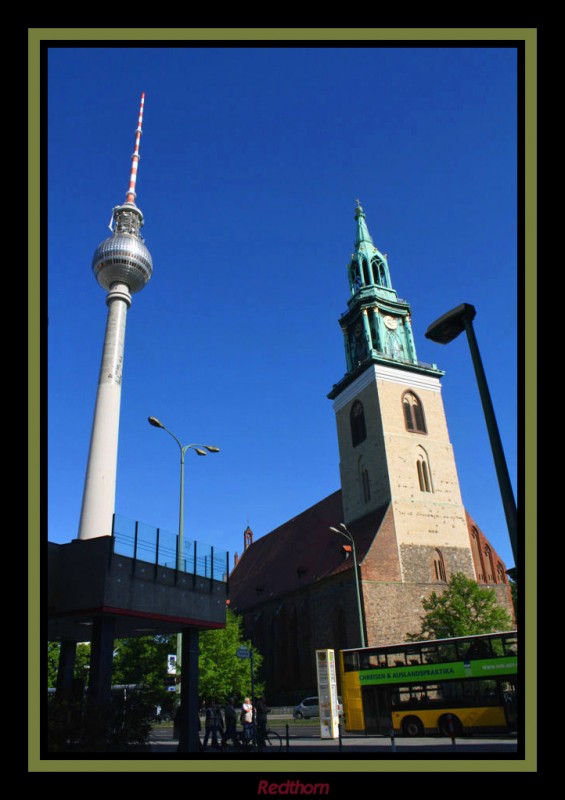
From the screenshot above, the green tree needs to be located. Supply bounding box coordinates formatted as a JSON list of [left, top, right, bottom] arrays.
[[110, 611, 264, 704], [112, 634, 176, 713], [48, 642, 60, 687], [408, 572, 514, 640], [198, 609, 264, 703], [47, 642, 91, 688], [112, 635, 174, 689]]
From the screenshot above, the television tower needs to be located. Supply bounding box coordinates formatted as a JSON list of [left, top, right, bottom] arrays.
[[78, 94, 153, 540]]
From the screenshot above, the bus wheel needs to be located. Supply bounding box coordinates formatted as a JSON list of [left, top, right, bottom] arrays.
[[438, 714, 462, 737], [402, 716, 424, 737]]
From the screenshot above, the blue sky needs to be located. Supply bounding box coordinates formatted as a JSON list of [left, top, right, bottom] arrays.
[[47, 43, 519, 570]]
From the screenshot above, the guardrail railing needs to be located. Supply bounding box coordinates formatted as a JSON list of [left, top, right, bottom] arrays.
[[111, 513, 229, 589]]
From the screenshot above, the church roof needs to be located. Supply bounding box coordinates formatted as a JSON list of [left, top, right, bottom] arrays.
[[228, 490, 388, 612]]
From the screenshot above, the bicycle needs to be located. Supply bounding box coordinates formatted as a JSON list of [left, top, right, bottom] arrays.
[[257, 726, 283, 751], [222, 724, 283, 752]]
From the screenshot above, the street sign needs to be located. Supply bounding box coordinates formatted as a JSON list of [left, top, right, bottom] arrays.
[[237, 647, 250, 659]]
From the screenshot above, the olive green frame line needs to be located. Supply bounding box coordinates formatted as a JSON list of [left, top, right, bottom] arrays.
[[28, 26, 537, 774]]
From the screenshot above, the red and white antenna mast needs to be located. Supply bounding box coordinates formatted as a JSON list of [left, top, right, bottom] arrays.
[[125, 92, 145, 204]]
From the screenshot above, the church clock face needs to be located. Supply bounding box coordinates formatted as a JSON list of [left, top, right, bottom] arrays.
[[383, 315, 398, 330]]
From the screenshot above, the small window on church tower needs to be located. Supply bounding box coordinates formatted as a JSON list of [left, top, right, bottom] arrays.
[[403, 391, 427, 433], [433, 549, 447, 582], [416, 448, 433, 493], [361, 468, 371, 502], [351, 401, 367, 447]]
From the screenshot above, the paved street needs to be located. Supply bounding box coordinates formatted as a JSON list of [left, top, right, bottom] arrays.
[[148, 725, 518, 754]]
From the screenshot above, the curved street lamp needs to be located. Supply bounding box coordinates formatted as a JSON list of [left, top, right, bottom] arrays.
[[424, 304, 517, 575], [329, 523, 366, 648], [148, 415, 220, 697]]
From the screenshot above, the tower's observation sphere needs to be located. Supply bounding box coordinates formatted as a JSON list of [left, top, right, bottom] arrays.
[[92, 203, 153, 294]]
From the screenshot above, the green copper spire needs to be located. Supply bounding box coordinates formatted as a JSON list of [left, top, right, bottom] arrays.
[[328, 201, 444, 400], [354, 200, 374, 247], [341, 202, 419, 374], [348, 200, 393, 296]]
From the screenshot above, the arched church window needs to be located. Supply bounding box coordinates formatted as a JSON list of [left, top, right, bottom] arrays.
[[362, 258, 371, 285], [416, 448, 433, 493], [496, 562, 506, 584], [371, 256, 388, 287], [386, 331, 404, 359], [403, 391, 427, 433], [351, 260, 362, 293], [361, 467, 371, 503], [351, 401, 367, 447], [358, 456, 371, 504], [484, 546, 495, 583], [379, 262, 388, 287], [471, 527, 486, 582], [433, 549, 447, 582]]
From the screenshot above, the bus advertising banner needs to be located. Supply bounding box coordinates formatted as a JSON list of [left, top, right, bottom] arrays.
[[359, 656, 517, 686], [315, 649, 340, 739]]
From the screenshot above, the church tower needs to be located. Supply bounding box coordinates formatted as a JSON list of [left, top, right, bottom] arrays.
[[328, 203, 476, 639], [229, 202, 511, 693]]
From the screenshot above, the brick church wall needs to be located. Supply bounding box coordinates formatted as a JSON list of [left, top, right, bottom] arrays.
[[238, 570, 364, 704]]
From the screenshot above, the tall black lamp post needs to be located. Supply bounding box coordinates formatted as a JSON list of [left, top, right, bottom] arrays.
[[329, 523, 366, 648], [425, 303, 517, 575]]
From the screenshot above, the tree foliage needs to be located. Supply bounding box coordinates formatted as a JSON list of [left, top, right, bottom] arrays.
[[408, 572, 514, 641], [198, 609, 263, 703], [47, 642, 92, 688], [112, 634, 173, 690]]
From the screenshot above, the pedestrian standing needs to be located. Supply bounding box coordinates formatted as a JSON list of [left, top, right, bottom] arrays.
[[241, 696, 254, 741], [223, 697, 238, 747], [256, 696, 271, 747], [203, 699, 222, 750]]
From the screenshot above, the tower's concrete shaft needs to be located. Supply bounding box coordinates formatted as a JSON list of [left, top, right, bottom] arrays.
[[78, 283, 131, 539]]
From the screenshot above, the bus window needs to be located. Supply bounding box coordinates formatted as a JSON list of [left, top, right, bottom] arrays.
[[437, 642, 457, 662], [359, 653, 368, 669], [503, 636, 518, 657], [464, 638, 493, 659], [421, 644, 439, 664], [389, 649, 407, 666], [342, 652, 360, 671], [489, 636, 506, 657]]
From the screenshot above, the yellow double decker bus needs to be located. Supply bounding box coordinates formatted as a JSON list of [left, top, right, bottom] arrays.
[[339, 631, 517, 737]]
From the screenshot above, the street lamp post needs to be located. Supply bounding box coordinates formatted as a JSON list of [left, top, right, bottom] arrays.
[[424, 303, 518, 573], [148, 416, 220, 697], [329, 523, 366, 648]]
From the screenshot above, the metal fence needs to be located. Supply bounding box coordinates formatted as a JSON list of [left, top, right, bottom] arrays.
[[111, 513, 229, 583]]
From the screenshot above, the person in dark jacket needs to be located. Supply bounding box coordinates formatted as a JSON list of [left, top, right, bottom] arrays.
[[222, 697, 238, 747], [256, 696, 271, 747], [203, 699, 223, 750]]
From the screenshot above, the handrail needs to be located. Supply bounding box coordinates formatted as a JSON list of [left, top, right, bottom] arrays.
[[111, 513, 228, 584]]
